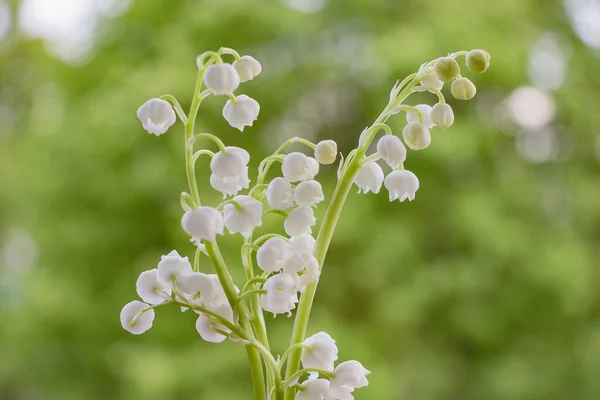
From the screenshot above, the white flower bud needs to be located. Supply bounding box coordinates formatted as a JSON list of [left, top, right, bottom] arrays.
[[294, 180, 324, 207], [195, 302, 234, 343], [377, 135, 407, 170], [282, 152, 319, 182], [137, 98, 177, 136], [210, 170, 250, 198], [136, 269, 171, 305], [433, 56, 460, 82], [329, 360, 370, 397], [222, 94, 260, 132], [451, 77, 477, 100], [223, 195, 263, 236], [295, 379, 333, 400], [406, 104, 434, 129], [210, 147, 249, 179], [466, 49, 491, 73], [420, 70, 444, 91], [267, 177, 294, 210], [354, 161, 384, 194], [260, 273, 299, 316], [314, 140, 337, 165], [120, 301, 155, 335], [384, 169, 419, 202], [203, 63, 240, 95], [157, 250, 193, 285], [289, 234, 316, 254], [257, 237, 293, 273], [430, 103, 454, 129], [182, 206, 224, 242], [301, 331, 338, 371], [284, 206, 316, 237], [233, 55, 262, 82], [402, 122, 431, 150]]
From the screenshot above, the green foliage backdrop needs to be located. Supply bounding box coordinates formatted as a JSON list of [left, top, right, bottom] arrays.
[[1, 0, 599, 399]]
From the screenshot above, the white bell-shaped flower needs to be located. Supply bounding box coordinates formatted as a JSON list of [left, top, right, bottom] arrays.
[[284, 206, 316, 236], [384, 169, 419, 202], [267, 177, 294, 210], [406, 104, 434, 129], [203, 63, 240, 95], [195, 302, 234, 343], [282, 152, 319, 182], [301, 331, 339, 371], [354, 161, 384, 194], [137, 98, 177, 136], [210, 146, 250, 179], [257, 237, 293, 273], [182, 206, 224, 242], [260, 273, 299, 316], [314, 140, 337, 165], [297, 255, 320, 292], [222, 94, 260, 131], [295, 379, 333, 400], [376, 135, 407, 170], [294, 180, 324, 207], [431, 103, 454, 129], [176, 272, 215, 305], [157, 250, 193, 285], [284, 252, 318, 275], [289, 234, 316, 254], [402, 122, 431, 150], [210, 169, 250, 198], [136, 269, 171, 305], [223, 195, 263, 236], [233, 55, 262, 82], [329, 360, 370, 397], [120, 300, 155, 335]]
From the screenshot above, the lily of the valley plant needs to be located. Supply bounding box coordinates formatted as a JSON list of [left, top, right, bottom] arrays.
[[122, 47, 490, 399]]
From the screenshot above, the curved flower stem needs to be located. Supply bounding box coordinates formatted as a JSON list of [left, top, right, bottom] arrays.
[[160, 94, 188, 124], [283, 368, 334, 388], [279, 343, 310, 369]]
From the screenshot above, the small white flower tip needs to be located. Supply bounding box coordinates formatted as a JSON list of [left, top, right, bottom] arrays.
[[314, 140, 338, 165], [384, 169, 419, 202], [222, 95, 260, 131], [402, 122, 431, 150], [203, 63, 240, 95], [137, 98, 176, 136], [376, 135, 407, 170], [120, 301, 155, 335], [267, 177, 294, 210], [354, 161, 384, 194], [294, 180, 324, 207], [233, 55, 262, 82]]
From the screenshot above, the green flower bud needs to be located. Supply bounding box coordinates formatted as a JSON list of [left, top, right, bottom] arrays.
[[433, 57, 460, 82], [402, 122, 431, 150], [450, 78, 477, 100], [314, 140, 337, 165], [466, 49, 491, 73], [430, 103, 454, 129]]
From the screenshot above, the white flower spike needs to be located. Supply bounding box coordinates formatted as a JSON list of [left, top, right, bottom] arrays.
[[203, 63, 240, 95], [282, 152, 319, 182], [137, 98, 177, 136], [223, 195, 263, 236], [222, 94, 260, 131], [257, 237, 293, 273], [294, 180, 324, 207], [329, 360, 370, 398], [284, 206, 316, 237], [120, 300, 155, 335], [267, 177, 294, 210], [233, 55, 262, 82], [402, 122, 431, 150], [181, 206, 224, 242], [301, 331, 339, 371], [260, 273, 299, 316], [384, 169, 420, 202], [157, 250, 193, 285], [376, 135, 407, 170], [136, 269, 171, 305], [354, 161, 384, 194]]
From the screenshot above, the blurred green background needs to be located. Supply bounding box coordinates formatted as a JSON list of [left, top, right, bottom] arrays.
[[1, 0, 600, 399]]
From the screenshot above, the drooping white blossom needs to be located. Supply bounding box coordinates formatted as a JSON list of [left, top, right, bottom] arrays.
[[222, 94, 260, 131], [284, 252, 318, 275], [295, 379, 333, 400], [301, 331, 339, 371], [314, 140, 338, 165], [137, 98, 177, 136], [384, 169, 419, 202], [260, 273, 299, 316], [210, 170, 250, 197], [203, 63, 240, 95], [329, 361, 370, 398], [181, 206, 224, 242], [257, 237, 293, 273], [402, 122, 431, 150], [284, 206, 316, 237], [267, 177, 294, 210], [282, 152, 319, 182], [376, 135, 407, 170], [289, 234, 316, 254], [297, 256, 320, 292], [120, 300, 155, 335], [233, 55, 262, 82], [136, 269, 171, 305], [223, 195, 263, 236], [406, 104, 434, 129], [210, 147, 250, 179], [354, 162, 384, 194], [430, 103, 454, 129], [195, 302, 234, 343], [176, 272, 215, 306], [294, 180, 324, 207], [157, 250, 193, 285]]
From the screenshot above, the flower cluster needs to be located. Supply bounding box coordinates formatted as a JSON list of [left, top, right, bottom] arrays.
[[121, 47, 490, 400]]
